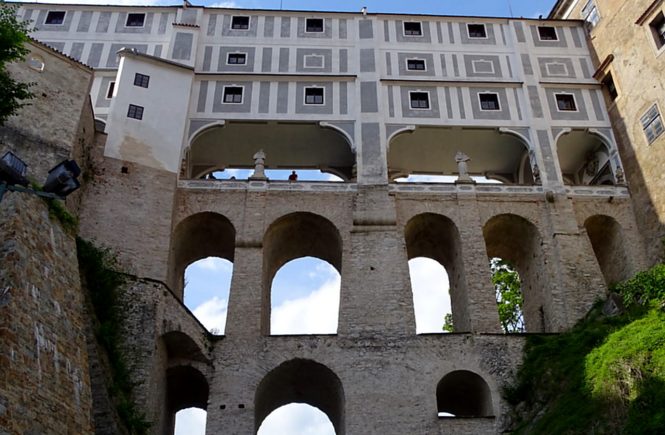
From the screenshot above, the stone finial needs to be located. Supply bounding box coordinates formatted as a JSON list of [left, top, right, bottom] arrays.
[[532, 163, 541, 185], [454, 151, 474, 183], [250, 149, 267, 180], [615, 166, 625, 185]]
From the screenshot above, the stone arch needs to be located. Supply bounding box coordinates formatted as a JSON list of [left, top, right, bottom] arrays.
[[158, 331, 210, 435], [483, 213, 549, 332], [255, 358, 345, 434], [584, 214, 633, 286], [262, 212, 342, 334], [556, 129, 615, 185], [436, 370, 493, 417], [186, 121, 356, 180], [404, 213, 469, 332], [168, 212, 236, 297]]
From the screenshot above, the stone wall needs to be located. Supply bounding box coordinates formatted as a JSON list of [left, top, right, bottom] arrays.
[[0, 194, 93, 435]]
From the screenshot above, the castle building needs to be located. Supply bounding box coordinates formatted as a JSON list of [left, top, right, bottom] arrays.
[[0, 2, 651, 433], [550, 0, 665, 264]]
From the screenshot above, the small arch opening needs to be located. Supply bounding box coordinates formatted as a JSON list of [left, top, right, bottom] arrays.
[[270, 257, 341, 335], [257, 403, 336, 435], [437, 370, 494, 418], [556, 130, 614, 185], [408, 257, 452, 333], [584, 215, 633, 286], [184, 257, 232, 334], [166, 365, 209, 434]]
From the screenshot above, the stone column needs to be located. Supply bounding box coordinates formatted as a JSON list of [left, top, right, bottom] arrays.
[[224, 244, 264, 338]]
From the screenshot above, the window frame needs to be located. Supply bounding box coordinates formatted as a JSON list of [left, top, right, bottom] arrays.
[[537, 26, 559, 41], [408, 91, 431, 110], [649, 12, 665, 50], [304, 86, 325, 105], [601, 72, 619, 103], [133, 73, 150, 88], [105, 81, 116, 99], [406, 58, 427, 71], [222, 85, 244, 104], [403, 21, 423, 37], [467, 23, 488, 39], [582, 0, 601, 28], [125, 13, 146, 28], [127, 104, 144, 120], [554, 93, 578, 112], [640, 103, 665, 144], [44, 11, 66, 26], [227, 52, 247, 65], [230, 15, 250, 30], [478, 92, 501, 111], [305, 18, 325, 33]]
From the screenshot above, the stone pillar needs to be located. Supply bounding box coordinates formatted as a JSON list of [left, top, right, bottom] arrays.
[[456, 190, 502, 333], [338, 186, 415, 336], [224, 244, 264, 338]]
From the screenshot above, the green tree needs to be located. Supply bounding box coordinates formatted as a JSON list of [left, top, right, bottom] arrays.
[[491, 258, 525, 333], [442, 313, 453, 332], [0, 1, 32, 125]]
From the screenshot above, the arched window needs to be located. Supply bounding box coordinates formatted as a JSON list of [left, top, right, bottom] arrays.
[[263, 213, 342, 335], [437, 370, 493, 418], [483, 214, 547, 332], [408, 257, 452, 333], [255, 359, 344, 434], [405, 213, 468, 332]]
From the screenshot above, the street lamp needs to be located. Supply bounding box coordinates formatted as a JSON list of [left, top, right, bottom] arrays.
[[0, 151, 81, 203]]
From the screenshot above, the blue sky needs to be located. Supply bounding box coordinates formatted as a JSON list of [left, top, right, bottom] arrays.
[[23, 0, 559, 432]]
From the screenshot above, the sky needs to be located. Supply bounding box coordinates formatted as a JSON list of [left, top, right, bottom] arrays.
[[19, 0, 558, 432]]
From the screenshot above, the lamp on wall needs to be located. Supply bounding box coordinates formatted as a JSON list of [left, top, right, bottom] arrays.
[[0, 151, 81, 203]]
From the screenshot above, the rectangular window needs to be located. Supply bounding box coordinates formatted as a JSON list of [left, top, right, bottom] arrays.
[[641, 104, 665, 143], [555, 94, 577, 111], [133, 73, 150, 88], [45, 11, 66, 25], [223, 86, 243, 104], [127, 104, 144, 120], [582, 0, 601, 27], [231, 16, 250, 30], [409, 92, 430, 109], [602, 73, 618, 102], [106, 81, 115, 99], [479, 93, 500, 111], [126, 13, 146, 27], [649, 12, 665, 49], [304, 87, 324, 105], [467, 24, 487, 38], [227, 53, 247, 65], [403, 22, 423, 36], [306, 18, 324, 33], [406, 59, 426, 71], [538, 26, 559, 41]]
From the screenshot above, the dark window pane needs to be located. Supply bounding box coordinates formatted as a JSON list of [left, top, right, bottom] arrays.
[[231, 16, 250, 30], [45, 11, 65, 25], [404, 22, 422, 36], [126, 13, 145, 27], [468, 24, 487, 38], [306, 18, 324, 32]]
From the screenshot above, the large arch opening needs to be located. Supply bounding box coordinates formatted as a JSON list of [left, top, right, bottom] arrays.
[[437, 370, 493, 418], [262, 213, 342, 335], [255, 359, 345, 434], [556, 129, 614, 185], [186, 121, 356, 181], [584, 215, 633, 286], [257, 403, 335, 434], [405, 213, 467, 332], [270, 257, 341, 335], [483, 214, 548, 332], [168, 212, 236, 297], [388, 127, 534, 184], [184, 257, 232, 334]]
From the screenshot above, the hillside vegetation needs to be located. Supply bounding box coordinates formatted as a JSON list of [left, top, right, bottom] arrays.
[[505, 264, 665, 434]]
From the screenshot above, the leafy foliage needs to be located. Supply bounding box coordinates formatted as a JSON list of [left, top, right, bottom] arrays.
[[442, 313, 453, 332], [505, 264, 665, 434], [76, 238, 151, 434], [491, 258, 525, 333], [0, 1, 33, 125]]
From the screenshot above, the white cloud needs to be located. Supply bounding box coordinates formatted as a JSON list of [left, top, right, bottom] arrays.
[[175, 407, 206, 435], [271, 277, 340, 335], [193, 257, 230, 272], [409, 257, 451, 334], [192, 296, 228, 333], [258, 404, 335, 435], [208, 1, 239, 7]]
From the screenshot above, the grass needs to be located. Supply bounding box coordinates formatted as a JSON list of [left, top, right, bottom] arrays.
[[76, 238, 151, 434], [505, 264, 665, 434]]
